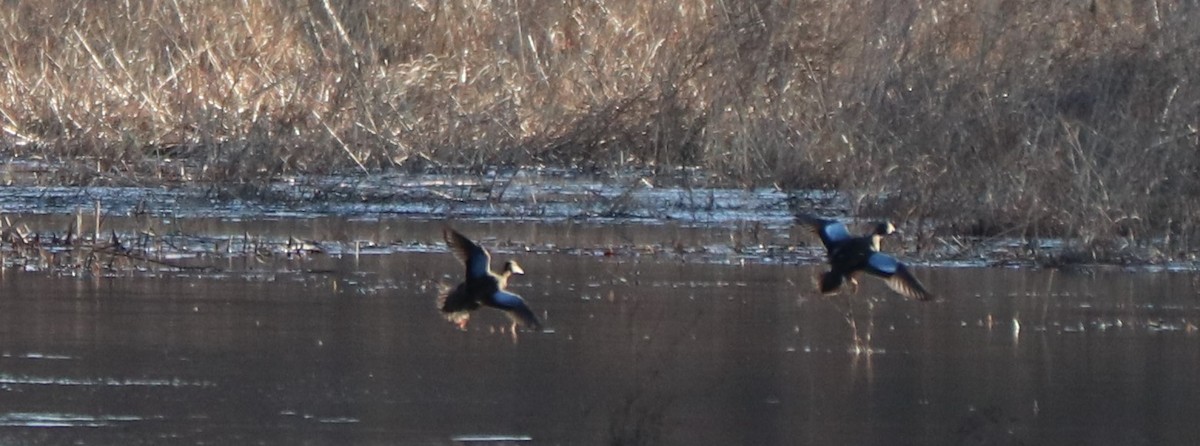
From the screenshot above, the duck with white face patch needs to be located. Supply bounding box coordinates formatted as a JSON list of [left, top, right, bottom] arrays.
[[796, 214, 933, 301], [438, 227, 541, 335]]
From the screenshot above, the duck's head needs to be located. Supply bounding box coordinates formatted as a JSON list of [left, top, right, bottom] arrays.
[[501, 260, 525, 277], [874, 222, 897, 237], [870, 222, 897, 251]]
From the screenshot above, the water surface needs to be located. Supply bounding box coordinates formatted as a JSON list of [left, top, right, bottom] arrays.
[[1, 230, 1198, 445]]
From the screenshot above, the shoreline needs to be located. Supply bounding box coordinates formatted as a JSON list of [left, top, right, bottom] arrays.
[[1, 166, 1194, 273]]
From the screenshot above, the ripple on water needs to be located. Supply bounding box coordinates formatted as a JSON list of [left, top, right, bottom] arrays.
[[278, 410, 361, 424], [1, 352, 78, 360], [0, 374, 213, 387], [451, 435, 534, 442], [0, 413, 150, 427]]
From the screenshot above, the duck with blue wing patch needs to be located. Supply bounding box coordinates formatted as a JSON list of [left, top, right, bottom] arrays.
[[439, 227, 542, 334], [796, 214, 933, 301]]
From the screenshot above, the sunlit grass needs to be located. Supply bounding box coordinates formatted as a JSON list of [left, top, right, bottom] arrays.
[[1, 1, 1197, 260]]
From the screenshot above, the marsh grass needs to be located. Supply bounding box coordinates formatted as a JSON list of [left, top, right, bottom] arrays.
[[1, 1, 1197, 261]]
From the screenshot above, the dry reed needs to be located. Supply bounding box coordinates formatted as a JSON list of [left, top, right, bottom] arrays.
[[1, 1, 1197, 261]]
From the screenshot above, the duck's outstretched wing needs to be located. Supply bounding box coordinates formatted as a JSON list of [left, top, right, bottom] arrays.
[[795, 214, 853, 249], [865, 252, 933, 301], [444, 227, 491, 279], [491, 290, 541, 330]]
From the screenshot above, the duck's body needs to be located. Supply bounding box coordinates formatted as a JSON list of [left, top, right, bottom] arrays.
[[439, 227, 541, 331], [797, 214, 933, 301]]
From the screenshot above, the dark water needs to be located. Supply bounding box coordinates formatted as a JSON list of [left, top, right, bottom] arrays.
[[2, 241, 1199, 444]]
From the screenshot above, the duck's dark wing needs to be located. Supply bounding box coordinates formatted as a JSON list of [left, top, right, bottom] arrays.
[[796, 214, 853, 249], [437, 284, 479, 313], [444, 228, 491, 279], [865, 252, 934, 301], [491, 290, 541, 330], [436, 285, 477, 327]]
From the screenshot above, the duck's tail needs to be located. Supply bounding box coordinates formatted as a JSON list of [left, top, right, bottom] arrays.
[[819, 271, 843, 294]]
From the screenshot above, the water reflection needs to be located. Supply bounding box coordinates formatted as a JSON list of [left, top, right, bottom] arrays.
[[0, 248, 1198, 444]]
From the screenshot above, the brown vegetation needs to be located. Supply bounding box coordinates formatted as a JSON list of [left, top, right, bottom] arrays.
[[1, 1, 1197, 262]]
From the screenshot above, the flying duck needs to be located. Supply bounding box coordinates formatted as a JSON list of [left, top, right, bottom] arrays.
[[796, 214, 933, 301], [438, 227, 541, 332]]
